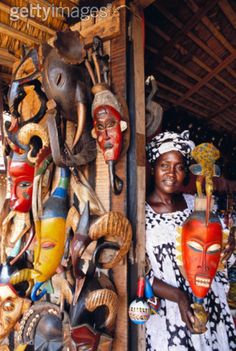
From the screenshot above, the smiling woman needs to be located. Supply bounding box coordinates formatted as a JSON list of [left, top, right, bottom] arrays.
[[145, 130, 236, 351]]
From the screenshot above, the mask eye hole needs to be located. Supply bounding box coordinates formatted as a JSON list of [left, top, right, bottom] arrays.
[[97, 123, 104, 131], [56, 73, 62, 86], [207, 244, 221, 254], [18, 181, 32, 189], [106, 119, 117, 129], [187, 240, 203, 252], [3, 300, 15, 312]]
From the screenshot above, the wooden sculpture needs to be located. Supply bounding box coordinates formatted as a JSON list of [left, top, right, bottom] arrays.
[[42, 34, 97, 167], [9, 167, 69, 302], [190, 143, 220, 224], [176, 199, 225, 333], [145, 75, 163, 140], [0, 27, 132, 351], [86, 36, 129, 195]]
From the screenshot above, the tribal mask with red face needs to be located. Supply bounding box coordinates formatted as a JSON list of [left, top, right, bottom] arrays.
[[8, 152, 34, 212], [182, 211, 222, 300], [93, 105, 122, 162]]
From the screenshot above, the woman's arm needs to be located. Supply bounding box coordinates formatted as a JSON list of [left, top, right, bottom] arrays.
[[152, 277, 195, 333]]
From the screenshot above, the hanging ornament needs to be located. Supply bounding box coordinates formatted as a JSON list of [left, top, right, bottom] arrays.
[[128, 277, 150, 325]]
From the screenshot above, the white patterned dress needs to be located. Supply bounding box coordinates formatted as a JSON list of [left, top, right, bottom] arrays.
[[145, 194, 236, 351]]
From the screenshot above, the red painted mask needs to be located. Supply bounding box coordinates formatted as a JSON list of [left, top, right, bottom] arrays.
[[182, 212, 222, 299], [93, 105, 122, 162], [9, 153, 34, 212]]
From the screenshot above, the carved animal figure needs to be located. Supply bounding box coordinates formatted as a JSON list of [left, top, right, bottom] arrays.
[[42, 39, 96, 167]]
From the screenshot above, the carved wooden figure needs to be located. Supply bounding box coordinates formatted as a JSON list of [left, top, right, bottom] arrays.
[[42, 33, 96, 167], [190, 143, 220, 224], [86, 36, 128, 195], [0, 23, 131, 351], [176, 199, 224, 333]]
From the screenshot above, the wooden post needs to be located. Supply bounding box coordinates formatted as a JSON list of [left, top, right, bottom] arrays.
[[131, 2, 146, 277], [110, 2, 129, 350], [128, 3, 146, 351]]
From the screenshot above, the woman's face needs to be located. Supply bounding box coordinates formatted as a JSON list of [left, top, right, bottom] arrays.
[[154, 151, 185, 194]]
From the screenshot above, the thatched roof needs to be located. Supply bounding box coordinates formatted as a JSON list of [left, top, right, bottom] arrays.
[[0, 0, 78, 84], [145, 0, 236, 138]]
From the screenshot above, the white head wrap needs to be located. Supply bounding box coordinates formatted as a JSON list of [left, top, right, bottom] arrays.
[[146, 130, 195, 164]]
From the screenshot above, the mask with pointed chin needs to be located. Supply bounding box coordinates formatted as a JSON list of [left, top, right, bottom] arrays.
[[182, 211, 222, 299], [9, 152, 34, 213], [93, 105, 122, 162], [0, 284, 30, 340]]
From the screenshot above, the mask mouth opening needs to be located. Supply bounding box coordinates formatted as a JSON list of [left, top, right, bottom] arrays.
[[195, 275, 211, 288]]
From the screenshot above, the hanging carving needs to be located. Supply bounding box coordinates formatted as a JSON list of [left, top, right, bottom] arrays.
[[0, 12, 131, 350]]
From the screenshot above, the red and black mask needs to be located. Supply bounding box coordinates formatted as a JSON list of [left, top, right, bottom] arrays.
[[182, 211, 222, 300], [8, 152, 34, 212], [93, 105, 122, 163]]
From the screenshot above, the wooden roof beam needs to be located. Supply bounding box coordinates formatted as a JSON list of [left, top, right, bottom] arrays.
[[201, 0, 236, 83], [0, 22, 41, 45], [219, 0, 236, 29], [222, 112, 236, 126], [208, 95, 236, 121], [208, 71, 236, 95], [162, 56, 230, 106], [135, 0, 156, 8], [147, 46, 226, 109], [212, 117, 236, 131], [0, 3, 55, 35], [185, 0, 236, 70], [155, 66, 192, 89], [177, 52, 236, 104], [153, 0, 218, 62], [189, 32, 236, 83], [154, 1, 220, 63], [154, 64, 223, 109], [192, 56, 236, 96], [154, 2, 236, 87], [146, 23, 232, 102], [158, 81, 215, 112], [158, 92, 208, 117]]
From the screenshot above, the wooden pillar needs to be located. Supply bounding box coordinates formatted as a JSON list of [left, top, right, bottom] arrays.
[[0, 81, 7, 211], [128, 3, 146, 351], [110, 1, 129, 350]]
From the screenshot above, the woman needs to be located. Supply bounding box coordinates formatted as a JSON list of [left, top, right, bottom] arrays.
[[145, 131, 236, 351]]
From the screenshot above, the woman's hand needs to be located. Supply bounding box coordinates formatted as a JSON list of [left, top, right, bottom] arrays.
[[152, 278, 205, 333], [221, 226, 236, 264], [177, 290, 195, 333]]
